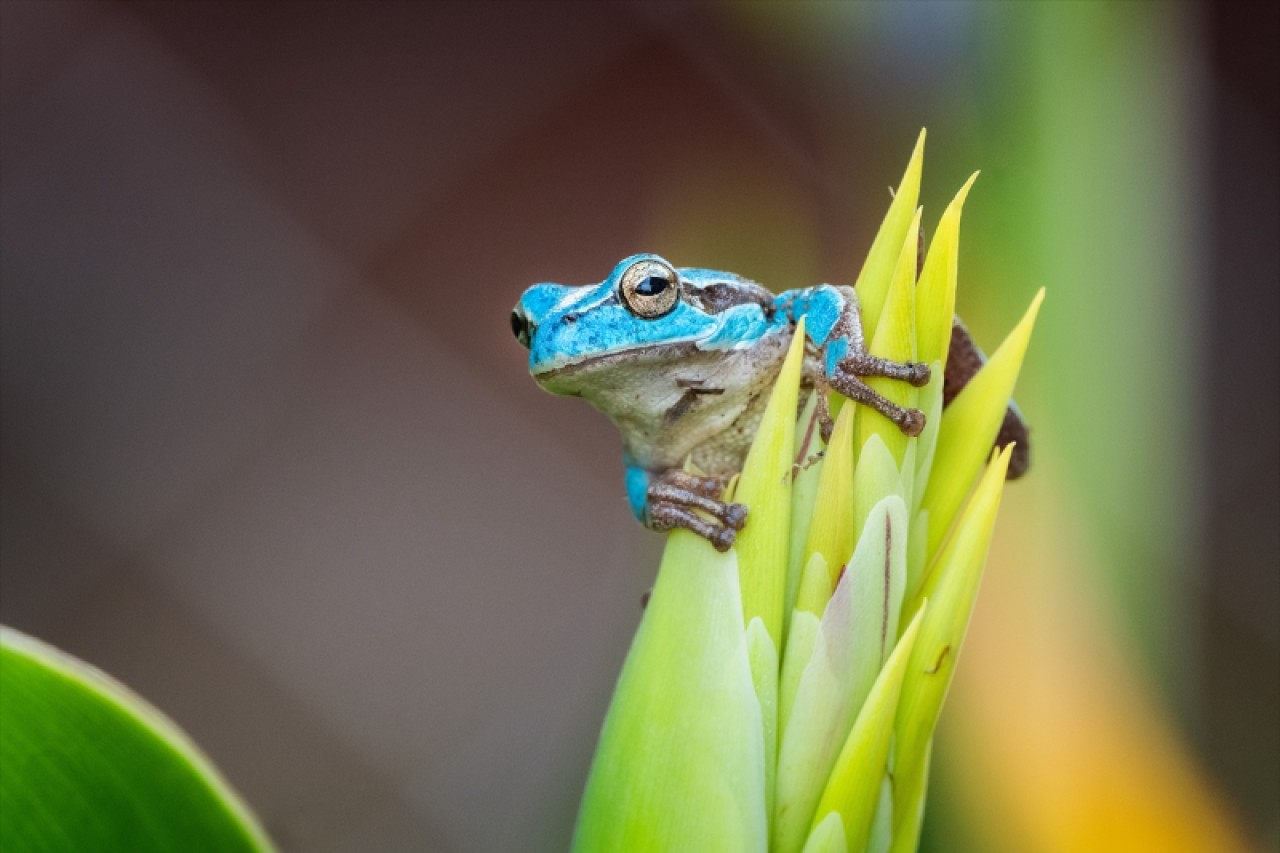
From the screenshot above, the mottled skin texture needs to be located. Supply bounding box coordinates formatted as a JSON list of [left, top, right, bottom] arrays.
[[512, 254, 1025, 551]]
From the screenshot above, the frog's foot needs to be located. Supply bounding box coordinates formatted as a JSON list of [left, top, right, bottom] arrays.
[[828, 366, 927, 437], [647, 471, 747, 552], [663, 469, 730, 500]]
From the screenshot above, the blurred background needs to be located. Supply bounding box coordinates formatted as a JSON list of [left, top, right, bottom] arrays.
[[1, 1, 1275, 851]]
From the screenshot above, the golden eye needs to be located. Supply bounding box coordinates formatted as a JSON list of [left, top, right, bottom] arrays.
[[619, 259, 680, 318]]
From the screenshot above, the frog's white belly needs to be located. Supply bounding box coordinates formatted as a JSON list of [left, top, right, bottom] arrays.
[[577, 332, 794, 475]]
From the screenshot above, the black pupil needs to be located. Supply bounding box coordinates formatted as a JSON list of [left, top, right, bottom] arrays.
[[636, 275, 669, 297]]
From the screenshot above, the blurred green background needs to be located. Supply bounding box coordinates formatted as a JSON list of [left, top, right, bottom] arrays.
[[2, 2, 1275, 850]]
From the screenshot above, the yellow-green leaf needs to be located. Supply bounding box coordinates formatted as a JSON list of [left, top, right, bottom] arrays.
[[905, 507, 932, 614], [794, 551, 833, 622], [859, 207, 921, 463], [852, 434, 903, 547], [892, 447, 1012, 846], [810, 604, 925, 853], [801, 812, 848, 853], [921, 290, 1043, 560], [773, 497, 907, 853], [865, 775, 895, 853], [915, 173, 978, 367], [573, 531, 767, 852], [787, 395, 826, 624], [908, 361, 946, 511], [886, 741, 931, 853], [736, 317, 807, 646], [801, 401, 857, 598], [779, 610, 821, 739], [748, 617, 781, 819], [855, 130, 925, 341]]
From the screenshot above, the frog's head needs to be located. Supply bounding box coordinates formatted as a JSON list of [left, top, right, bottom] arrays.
[[511, 254, 776, 397]]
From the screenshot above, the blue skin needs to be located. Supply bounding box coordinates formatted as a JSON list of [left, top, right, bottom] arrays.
[[524, 261, 783, 373], [624, 464, 652, 523], [517, 254, 865, 527]]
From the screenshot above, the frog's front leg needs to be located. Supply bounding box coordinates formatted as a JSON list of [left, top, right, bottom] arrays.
[[787, 285, 932, 441], [626, 464, 747, 552]]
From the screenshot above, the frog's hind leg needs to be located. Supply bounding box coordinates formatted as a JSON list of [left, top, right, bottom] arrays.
[[806, 284, 931, 436], [828, 371, 926, 436], [812, 375, 836, 445], [642, 468, 747, 552], [811, 365, 924, 443], [945, 318, 1032, 478]]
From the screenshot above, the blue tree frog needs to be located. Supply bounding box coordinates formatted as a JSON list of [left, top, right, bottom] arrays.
[[512, 254, 1027, 551]]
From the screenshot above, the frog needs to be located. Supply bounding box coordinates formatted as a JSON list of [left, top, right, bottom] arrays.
[[511, 253, 1027, 552]]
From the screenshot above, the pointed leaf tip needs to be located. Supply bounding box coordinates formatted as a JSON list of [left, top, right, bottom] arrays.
[[857, 134, 926, 338], [911, 127, 927, 158], [861, 207, 922, 459], [922, 289, 1042, 560], [916, 172, 980, 368]]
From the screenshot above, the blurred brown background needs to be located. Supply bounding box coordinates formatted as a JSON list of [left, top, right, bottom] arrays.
[[2, 2, 1276, 851]]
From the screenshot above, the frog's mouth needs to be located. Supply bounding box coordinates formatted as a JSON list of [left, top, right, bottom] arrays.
[[533, 341, 701, 382]]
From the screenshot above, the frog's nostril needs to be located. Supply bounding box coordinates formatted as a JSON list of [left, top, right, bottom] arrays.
[[511, 309, 532, 348]]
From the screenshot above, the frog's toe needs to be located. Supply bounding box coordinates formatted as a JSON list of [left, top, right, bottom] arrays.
[[666, 469, 726, 498], [710, 526, 737, 552], [647, 472, 749, 549], [898, 408, 926, 436], [841, 352, 931, 388], [721, 502, 748, 530]]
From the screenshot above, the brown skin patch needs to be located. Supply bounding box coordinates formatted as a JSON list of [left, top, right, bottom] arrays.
[[997, 413, 1032, 479], [944, 320, 1032, 479], [688, 278, 777, 318]]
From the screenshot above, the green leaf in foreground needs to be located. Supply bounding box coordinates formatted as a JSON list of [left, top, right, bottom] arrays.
[[573, 532, 767, 852], [0, 626, 274, 853]]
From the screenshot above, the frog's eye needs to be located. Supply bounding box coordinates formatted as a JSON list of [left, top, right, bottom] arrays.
[[510, 308, 532, 348], [619, 259, 680, 319]]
